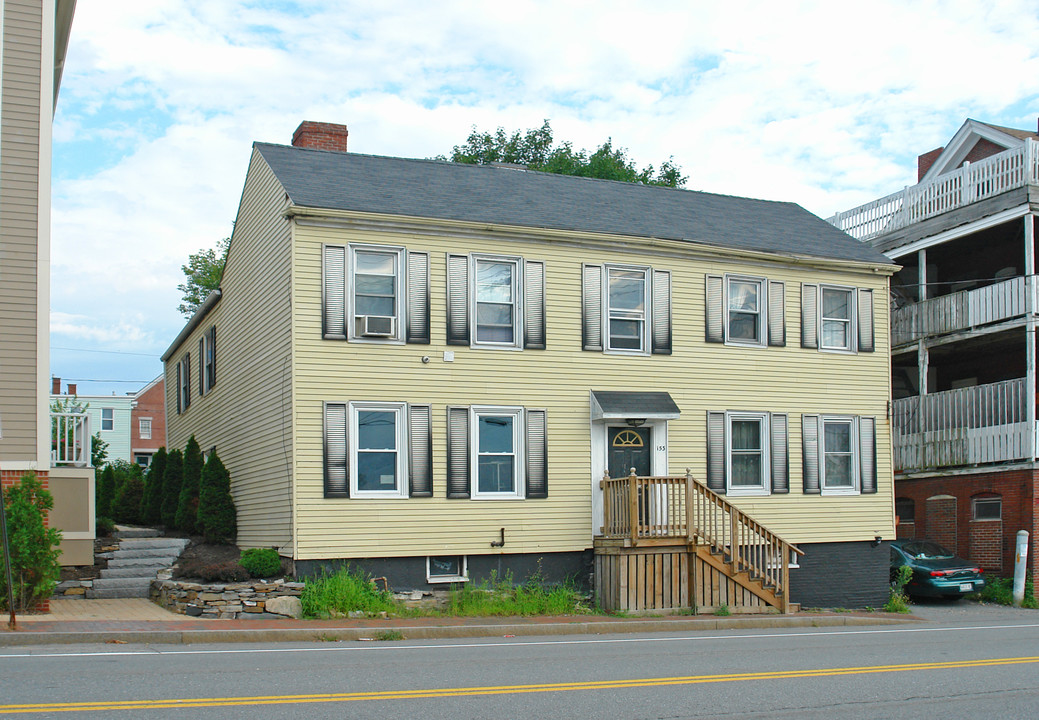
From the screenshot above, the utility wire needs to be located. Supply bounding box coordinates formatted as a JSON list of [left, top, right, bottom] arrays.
[[52, 346, 158, 358]]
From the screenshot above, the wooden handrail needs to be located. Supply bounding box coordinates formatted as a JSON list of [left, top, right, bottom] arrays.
[[600, 470, 803, 610]]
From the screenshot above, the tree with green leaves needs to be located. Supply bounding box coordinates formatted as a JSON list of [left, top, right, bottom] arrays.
[[140, 447, 167, 525], [177, 236, 229, 318], [1, 473, 62, 611], [197, 451, 236, 544], [176, 436, 203, 534], [97, 464, 116, 520], [445, 120, 687, 188], [161, 449, 184, 528]]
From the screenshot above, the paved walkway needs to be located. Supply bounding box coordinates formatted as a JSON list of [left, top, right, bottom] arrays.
[[1, 598, 920, 646]]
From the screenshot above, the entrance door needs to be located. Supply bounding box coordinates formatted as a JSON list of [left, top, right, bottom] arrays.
[[608, 426, 651, 479]]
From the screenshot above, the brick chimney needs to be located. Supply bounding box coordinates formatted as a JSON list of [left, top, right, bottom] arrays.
[[292, 121, 349, 152], [52, 377, 61, 394], [917, 146, 944, 181], [67, 383, 77, 396]]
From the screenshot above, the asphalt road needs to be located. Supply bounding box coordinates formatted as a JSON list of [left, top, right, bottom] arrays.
[[2, 601, 1037, 719]]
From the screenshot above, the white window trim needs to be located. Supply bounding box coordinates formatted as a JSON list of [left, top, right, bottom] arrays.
[[724, 275, 767, 348], [140, 418, 152, 440], [101, 408, 114, 432], [470, 253, 523, 350], [820, 415, 859, 495], [726, 411, 771, 496], [819, 285, 856, 353], [348, 244, 406, 344], [470, 405, 525, 500], [426, 555, 469, 583], [348, 401, 408, 499], [603, 264, 650, 355]]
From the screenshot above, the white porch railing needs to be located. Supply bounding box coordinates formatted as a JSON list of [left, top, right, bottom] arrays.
[[829, 139, 1039, 242], [51, 412, 92, 467], [892, 275, 1034, 346], [892, 378, 1033, 471]]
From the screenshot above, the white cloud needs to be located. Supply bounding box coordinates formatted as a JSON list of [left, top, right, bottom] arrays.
[[52, 0, 1039, 392]]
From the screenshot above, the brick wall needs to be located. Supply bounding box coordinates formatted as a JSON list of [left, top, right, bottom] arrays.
[[925, 495, 957, 549], [896, 468, 1037, 599], [1, 470, 51, 613], [291, 121, 349, 152], [968, 520, 1002, 570], [962, 138, 1007, 166]]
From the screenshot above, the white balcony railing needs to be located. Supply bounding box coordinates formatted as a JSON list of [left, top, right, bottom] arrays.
[[892, 275, 1036, 346], [892, 378, 1033, 472], [829, 139, 1039, 242], [51, 412, 92, 467]]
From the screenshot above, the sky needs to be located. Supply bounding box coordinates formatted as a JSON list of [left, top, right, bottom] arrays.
[[50, 0, 1039, 397]]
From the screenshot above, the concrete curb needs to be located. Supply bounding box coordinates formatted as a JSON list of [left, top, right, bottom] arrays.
[[0, 613, 921, 646]]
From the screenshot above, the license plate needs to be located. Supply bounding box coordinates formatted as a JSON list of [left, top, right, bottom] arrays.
[[959, 583, 972, 592]]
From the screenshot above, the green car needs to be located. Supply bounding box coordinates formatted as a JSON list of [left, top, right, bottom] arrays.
[[890, 539, 986, 599]]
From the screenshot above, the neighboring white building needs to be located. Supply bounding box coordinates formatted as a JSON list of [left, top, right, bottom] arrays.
[[51, 379, 134, 464]]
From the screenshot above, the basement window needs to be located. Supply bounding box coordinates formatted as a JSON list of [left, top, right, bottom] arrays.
[[972, 496, 1001, 521], [427, 556, 467, 583]]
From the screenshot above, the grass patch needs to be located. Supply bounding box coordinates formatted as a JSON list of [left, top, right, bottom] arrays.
[[975, 575, 1038, 608], [713, 604, 731, 617], [446, 570, 589, 617], [301, 567, 398, 619], [373, 630, 406, 641]]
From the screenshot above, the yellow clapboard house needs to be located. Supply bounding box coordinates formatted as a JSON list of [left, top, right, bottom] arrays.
[[163, 121, 898, 612]]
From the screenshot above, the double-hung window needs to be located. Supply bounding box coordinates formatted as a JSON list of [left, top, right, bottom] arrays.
[[801, 414, 877, 495], [801, 284, 874, 353], [101, 408, 114, 431], [140, 418, 152, 440], [446, 405, 548, 500], [705, 275, 784, 347], [820, 287, 853, 351], [322, 244, 430, 344], [176, 353, 191, 414], [474, 257, 520, 346], [582, 264, 671, 354], [706, 411, 788, 495], [474, 408, 523, 497], [323, 401, 433, 499], [199, 326, 216, 394], [446, 254, 545, 350]]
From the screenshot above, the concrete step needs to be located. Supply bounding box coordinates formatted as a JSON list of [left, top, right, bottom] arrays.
[[99, 546, 187, 561], [107, 556, 178, 568], [100, 566, 164, 579], [91, 577, 155, 591], [114, 526, 161, 539], [86, 586, 152, 599], [115, 538, 190, 551]]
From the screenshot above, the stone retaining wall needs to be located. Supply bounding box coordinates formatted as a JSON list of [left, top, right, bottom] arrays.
[[150, 578, 305, 619]]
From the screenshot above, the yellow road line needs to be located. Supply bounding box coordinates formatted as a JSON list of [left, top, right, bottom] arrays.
[[3, 655, 1037, 713]]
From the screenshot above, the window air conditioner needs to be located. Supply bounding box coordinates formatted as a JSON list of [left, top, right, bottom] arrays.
[[357, 315, 395, 337]]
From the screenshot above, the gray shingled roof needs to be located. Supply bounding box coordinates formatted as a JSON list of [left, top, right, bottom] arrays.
[[255, 142, 893, 265]]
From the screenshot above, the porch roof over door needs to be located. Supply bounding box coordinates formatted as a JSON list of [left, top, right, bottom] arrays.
[[590, 391, 681, 422]]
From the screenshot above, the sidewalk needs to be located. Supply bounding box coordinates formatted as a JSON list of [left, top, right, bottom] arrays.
[[1, 599, 921, 646]]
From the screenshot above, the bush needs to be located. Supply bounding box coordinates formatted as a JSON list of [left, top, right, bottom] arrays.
[[1, 473, 63, 611], [977, 575, 1038, 608], [175, 558, 249, 583], [96, 464, 116, 521], [301, 567, 397, 618], [161, 449, 183, 528], [95, 516, 115, 537], [884, 565, 913, 613], [240, 548, 282, 578], [140, 447, 166, 525], [197, 451, 236, 543], [176, 436, 202, 534], [113, 473, 144, 526]]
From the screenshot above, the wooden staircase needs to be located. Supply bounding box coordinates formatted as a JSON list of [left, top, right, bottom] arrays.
[[594, 471, 802, 614]]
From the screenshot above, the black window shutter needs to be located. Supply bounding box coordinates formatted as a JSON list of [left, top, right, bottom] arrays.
[[768, 281, 786, 347], [525, 409, 548, 498], [408, 404, 433, 497], [524, 260, 546, 350], [182, 353, 191, 409], [446, 254, 470, 345], [770, 413, 789, 494], [705, 275, 724, 343], [208, 326, 217, 389], [324, 403, 349, 498], [857, 288, 875, 353], [446, 406, 471, 498], [582, 264, 603, 351], [322, 245, 346, 339], [801, 284, 818, 349], [406, 251, 430, 344], [802, 414, 820, 494], [706, 411, 726, 493], [175, 362, 182, 414], [651, 269, 672, 354], [859, 416, 877, 494]]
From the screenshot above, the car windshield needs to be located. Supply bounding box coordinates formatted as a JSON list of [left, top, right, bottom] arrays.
[[900, 540, 954, 560]]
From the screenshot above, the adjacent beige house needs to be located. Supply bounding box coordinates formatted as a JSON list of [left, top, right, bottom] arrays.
[[0, 1, 90, 568], [164, 121, 898, 610]]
